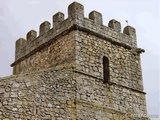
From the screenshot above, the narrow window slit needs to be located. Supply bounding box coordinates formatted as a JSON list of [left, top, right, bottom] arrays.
[[103, 56, 110, 83]]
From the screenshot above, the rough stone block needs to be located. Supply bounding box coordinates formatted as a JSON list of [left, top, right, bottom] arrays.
[[53, 12, 64, 27], [15, 38, 26, 49], [89, 11, 103, 25], [123, 25, 136, 38], [39, 21, 51, 36], [68, 1, 84, 18], [108, 19, 121, 32], [26, 30, 37, 41]]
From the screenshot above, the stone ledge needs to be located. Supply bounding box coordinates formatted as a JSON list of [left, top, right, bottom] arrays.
[[74, 70, 146, 94], [76, 99, 149, 120], [2, 62, 75, 81]]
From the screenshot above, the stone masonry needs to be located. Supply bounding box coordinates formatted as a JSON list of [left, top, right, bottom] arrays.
[[0, 1, 149, 120]]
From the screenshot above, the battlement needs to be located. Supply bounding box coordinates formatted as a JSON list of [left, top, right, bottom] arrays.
[[11, 1, 137, 73]]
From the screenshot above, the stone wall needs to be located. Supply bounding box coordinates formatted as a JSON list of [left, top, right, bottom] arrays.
[[0, 65, 148, 120], [75, 72, 147, 120], [0, 65, 77, 119]]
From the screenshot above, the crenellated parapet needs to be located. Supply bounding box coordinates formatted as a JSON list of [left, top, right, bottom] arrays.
[[11, 1, 137, 71]]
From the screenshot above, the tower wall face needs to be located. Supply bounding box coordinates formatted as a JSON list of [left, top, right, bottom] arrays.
[[0, 1, 149, 120], [75, 31, 143, 91], [74, 31, 147, 119], [13, 31, 76, 74]]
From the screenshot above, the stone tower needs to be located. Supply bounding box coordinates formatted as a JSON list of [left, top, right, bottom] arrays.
[[0, 2, 148, 120]]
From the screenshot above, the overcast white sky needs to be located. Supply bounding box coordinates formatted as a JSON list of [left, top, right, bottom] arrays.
[[0, 0, 159, 119]]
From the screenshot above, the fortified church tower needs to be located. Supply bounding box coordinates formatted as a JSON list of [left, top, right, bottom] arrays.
[[0, 2, 148, 120]]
